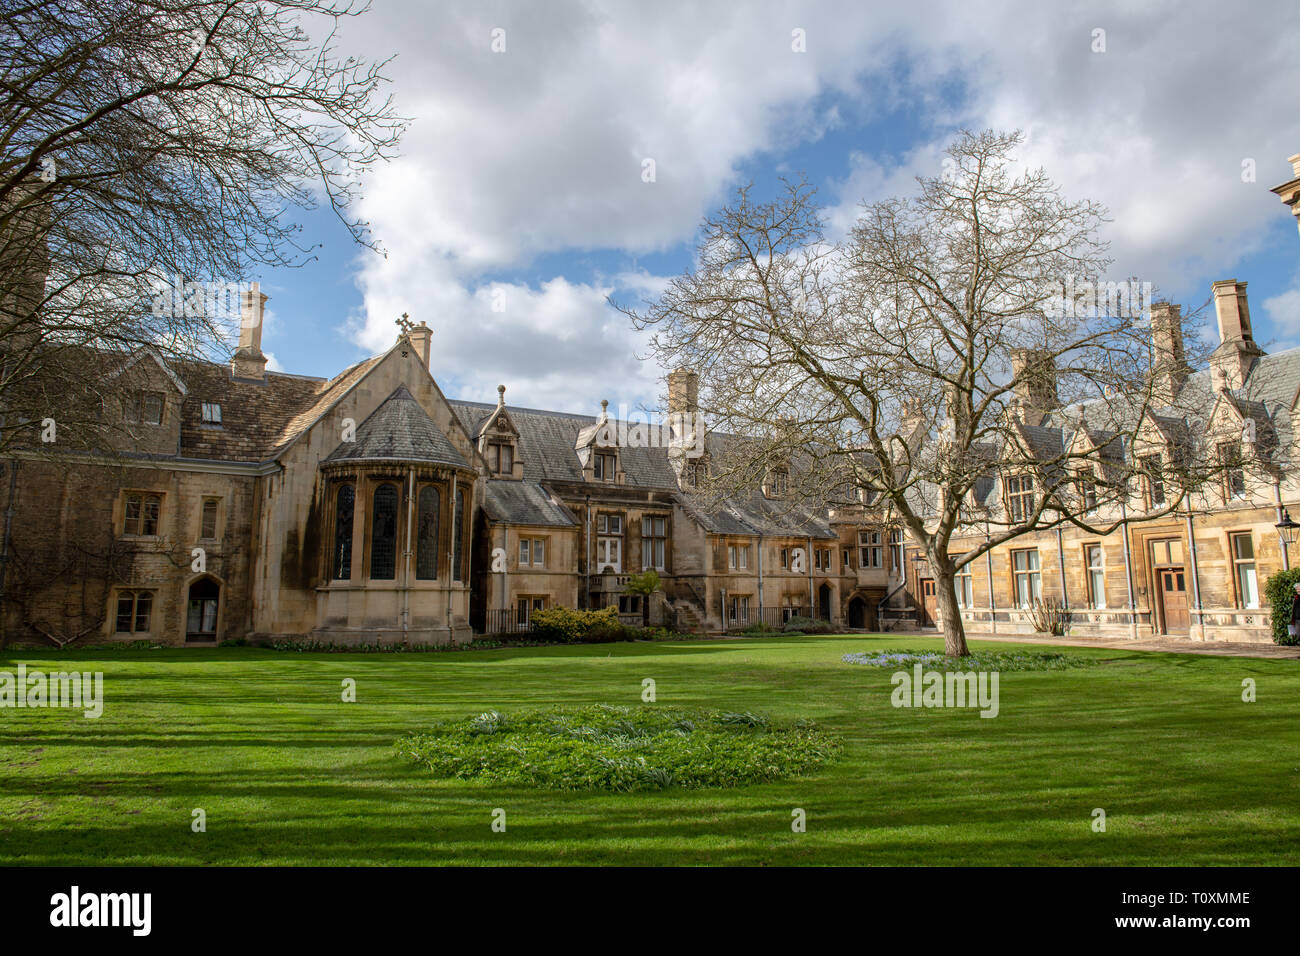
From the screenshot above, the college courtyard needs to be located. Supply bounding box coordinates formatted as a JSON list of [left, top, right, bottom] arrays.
[[2, 632, 1297, 867]]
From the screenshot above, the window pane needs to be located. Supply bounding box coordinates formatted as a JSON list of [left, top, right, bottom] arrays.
[[201, 499, 218, 538], [142, 496, 160, 535], [134, 594, 152, 632], [534, 539, 545, 566], [333, 484, 355, 580], [370, 484, 398, 580], [519, 540, 530, 565], [453, 489, 466, 581], [116, 595, 134, 632], [1233, 534, 1254, 560], [125, 495, 140, 534], [415, 486, 439, 580]]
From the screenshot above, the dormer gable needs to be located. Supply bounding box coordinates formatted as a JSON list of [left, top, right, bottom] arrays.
[[576, 399, 624, 483], [477, 385, 523, 479]]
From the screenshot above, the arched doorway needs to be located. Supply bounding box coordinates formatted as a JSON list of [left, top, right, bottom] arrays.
[[186, 577, 221, 643], [848, 596, 867, 629], [818, 583, 832, 622]]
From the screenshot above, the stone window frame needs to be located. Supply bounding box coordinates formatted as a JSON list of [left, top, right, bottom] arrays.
[[1228, 530, 1259, 609], [1084, 542, 1106, 609], [640, 514, 667, 571], [199, 496, 221, 540], [1004, 473, 1036, 524], [124, 389, 165, 425], [121, 490, 163, 537], [592, 450, 618, 482], [1011, 547, 1042, 608], [113, 589, 154, 634], [518, 535, 547, 569], [487, 441, 514, 476]]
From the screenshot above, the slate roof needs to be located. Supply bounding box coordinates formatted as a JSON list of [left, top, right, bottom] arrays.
[[482, 480, 577, 527], [448, 400, 679, 487], [676, 491, 836, 539], [323, 385, 469, 468], [174, 355, 380, 462]]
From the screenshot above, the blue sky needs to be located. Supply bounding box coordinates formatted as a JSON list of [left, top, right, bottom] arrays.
[[252, 1, 1300, 415]]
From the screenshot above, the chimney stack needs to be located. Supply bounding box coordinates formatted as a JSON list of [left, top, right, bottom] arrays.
[[667, 368, 699, 416], [1272, 153, 1300, 235], [231, 282, 268, 382], [1009, 349, 1058, 426], [407, 321, 432, 369], [1209, 279, 1263, 391], [1150, 301, 1189, 406]]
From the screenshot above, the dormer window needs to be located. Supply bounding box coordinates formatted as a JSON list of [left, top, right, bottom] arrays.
[[488, 442, 514, 476], [593, 452, 617, 481], [1077, 469, 1098, 512], [201, 402, 222, 425], [1005, 473, 1035, 523], [1218, 442, 1246, 499], [1141, 454, 1165, 508], [766, 466, 790, 498], [125, 390, 164, 425]]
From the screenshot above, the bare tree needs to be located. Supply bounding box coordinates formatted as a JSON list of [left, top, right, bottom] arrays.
[[626, 129, 1236, 656], [0, 0, 405, 452]]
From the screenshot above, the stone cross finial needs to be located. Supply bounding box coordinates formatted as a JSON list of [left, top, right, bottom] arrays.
[[395, 312, 414, 334]]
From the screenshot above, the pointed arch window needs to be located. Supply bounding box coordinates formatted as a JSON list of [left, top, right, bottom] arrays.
[[370, 483, 399, 580], [416, 485, 440, 580], [332, 484, 355, 580]]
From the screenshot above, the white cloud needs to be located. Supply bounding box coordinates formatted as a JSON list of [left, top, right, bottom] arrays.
[[327, 0, 1300, 410]]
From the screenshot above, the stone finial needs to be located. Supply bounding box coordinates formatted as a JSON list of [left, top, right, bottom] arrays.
[[496, 384, 506, 408]]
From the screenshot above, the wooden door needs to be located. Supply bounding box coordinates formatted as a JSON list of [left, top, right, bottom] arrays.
[[921, 579, 937, 626], [1157, 568, 1188, 633]]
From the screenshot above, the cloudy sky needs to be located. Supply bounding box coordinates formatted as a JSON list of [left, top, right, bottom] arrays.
[[255, 0, 1300, 416]]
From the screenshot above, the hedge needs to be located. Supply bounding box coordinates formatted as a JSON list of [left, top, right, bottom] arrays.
[[1264, 568, 1300, 645], [528, 606, 624, 644]]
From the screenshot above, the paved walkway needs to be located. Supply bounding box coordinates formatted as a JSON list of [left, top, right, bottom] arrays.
[[905, 630, 1300, 660]]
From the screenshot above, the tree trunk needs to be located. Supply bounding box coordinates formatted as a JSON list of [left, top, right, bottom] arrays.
[[933, 569, 970, 657]]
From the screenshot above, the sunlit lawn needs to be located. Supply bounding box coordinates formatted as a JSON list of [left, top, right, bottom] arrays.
[[1, 634, 1297, 865]]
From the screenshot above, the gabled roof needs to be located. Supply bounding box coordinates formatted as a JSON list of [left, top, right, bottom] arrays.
[[323, 385, 469, 468]]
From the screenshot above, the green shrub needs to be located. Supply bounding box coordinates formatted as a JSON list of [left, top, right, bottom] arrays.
[[783, 615, 833, 635], [528, 606, 622, 644], [1264, 568, 1300, 645], [395, 705, 840, 791]]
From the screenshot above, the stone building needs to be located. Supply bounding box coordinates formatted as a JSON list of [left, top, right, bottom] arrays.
[[1, 292, 897, 646], [892, 278, 1300, 643]]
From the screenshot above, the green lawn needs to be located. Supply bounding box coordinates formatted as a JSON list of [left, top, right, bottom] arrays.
[[1, 635, 1297, 866]]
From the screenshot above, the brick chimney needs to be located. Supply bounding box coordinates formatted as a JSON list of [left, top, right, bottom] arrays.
[[1009, 349, 1058, 425], [1271, 153, 1300, 236], [1150, 301, 1189, 406], [1209, 279, 1263, 391], [230, 283, 268, 382], [407, 321, 432, 368]]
